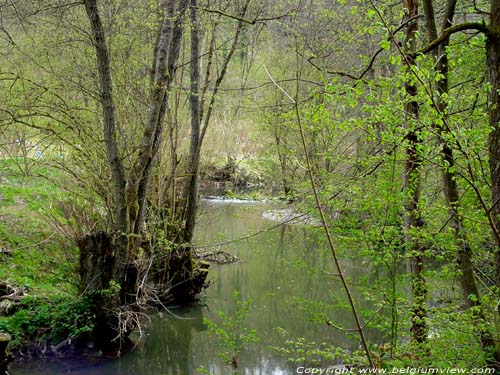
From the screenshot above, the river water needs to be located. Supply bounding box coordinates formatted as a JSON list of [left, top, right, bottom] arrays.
[[12, 199, 385, 374]]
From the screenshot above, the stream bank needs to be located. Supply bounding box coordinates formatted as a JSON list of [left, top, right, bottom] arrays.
[[10, 198, 385, 374]]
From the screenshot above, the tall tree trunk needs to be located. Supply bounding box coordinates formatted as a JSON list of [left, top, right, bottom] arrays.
[[183, 0, 201, 244], [403, 0, 427, 345], [488, 1, 500, 305], [423, 0, 481, 310], [484, 0, 500, 366], [83, 0, 128, 285], [135, 0, 189, 234], [166, 1, 249, 302], [161, 0, 206, 304], [423, 0, 498, 360], [82, 0, 136, 351], [178, 0, 249, 238], [486, 12, 500, 364], [81, 0, 195, 348]]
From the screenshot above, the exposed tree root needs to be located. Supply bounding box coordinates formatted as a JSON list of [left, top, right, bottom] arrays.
[[0, 281, 27, 316], [193, 249, 241, 264]]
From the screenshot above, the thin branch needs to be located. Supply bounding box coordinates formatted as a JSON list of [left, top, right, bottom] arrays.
[[263, 65, 295, 103], [325, 319, 360, 332], [197, 6, 295, 25], [473, 0, 490, 15], [195, 210, 310, 249], [307, 56, 360, 81], [305, 15, 422, 82]]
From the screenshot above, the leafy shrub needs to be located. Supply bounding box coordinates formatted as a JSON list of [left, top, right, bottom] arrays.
[[0, 295, 94, 350]]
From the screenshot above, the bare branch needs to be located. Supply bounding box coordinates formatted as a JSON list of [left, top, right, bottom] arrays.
[[196, 6, 295, 25], [305, 15, 421, 82]]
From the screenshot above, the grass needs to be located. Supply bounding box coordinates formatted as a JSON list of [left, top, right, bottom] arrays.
[[0, 158, 78, 295], [0, 157, 103, 353]]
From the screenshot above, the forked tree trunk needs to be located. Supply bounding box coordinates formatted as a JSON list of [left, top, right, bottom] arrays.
[[81, 0, 194, 350], [165, 1, 250, 302], [135, 0, 189, 235], [82, 6, 135, 350], [164, 0, 209, 303], [83, 0, 129, 293]]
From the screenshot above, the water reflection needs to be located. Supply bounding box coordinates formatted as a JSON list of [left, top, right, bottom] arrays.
[[129, 306, 207, 375], [12, 200, 385, 375]]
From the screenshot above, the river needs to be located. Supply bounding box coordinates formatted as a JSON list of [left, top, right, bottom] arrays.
[[11, 198, 385, 374]]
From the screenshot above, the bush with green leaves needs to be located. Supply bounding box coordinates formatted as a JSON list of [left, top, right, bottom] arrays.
[[0, 295, 94, 351], [204, 290, 259, 369]]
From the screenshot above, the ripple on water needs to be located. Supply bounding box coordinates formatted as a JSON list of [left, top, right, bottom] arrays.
[[201, 195, 266, 204]]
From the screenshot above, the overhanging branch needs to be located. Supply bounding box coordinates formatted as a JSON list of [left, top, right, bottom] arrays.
[[413, 22, 490, 57]]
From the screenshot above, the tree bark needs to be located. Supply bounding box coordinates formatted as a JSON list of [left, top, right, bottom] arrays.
[[81, 0, 193, 349], [134, 0, 189, 234], [162, 0, 211, 304], [78, 231, 115, 292], [183, 0, 201, 244], [422, 0, 481, 310], [488, 1, 500, 302], [82, 0, 135, 352], [83, 0, 128, 286], [179, 0, 249, 240], [164, 1, 249, 302], [483, 1, 500, 366], [403, 0, 427, 345], [77, 232, 125, 352], [422, 0, 499, 361]]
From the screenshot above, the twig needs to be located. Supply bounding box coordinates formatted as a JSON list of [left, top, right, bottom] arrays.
[[263, 65, 295, 103], [197, 6, 295, 25], [195, 211, 309, 249], [306, 15, 422, 83]]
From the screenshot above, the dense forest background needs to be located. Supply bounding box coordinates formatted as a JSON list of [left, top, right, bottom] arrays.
[[1, 0, 500, 371]]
